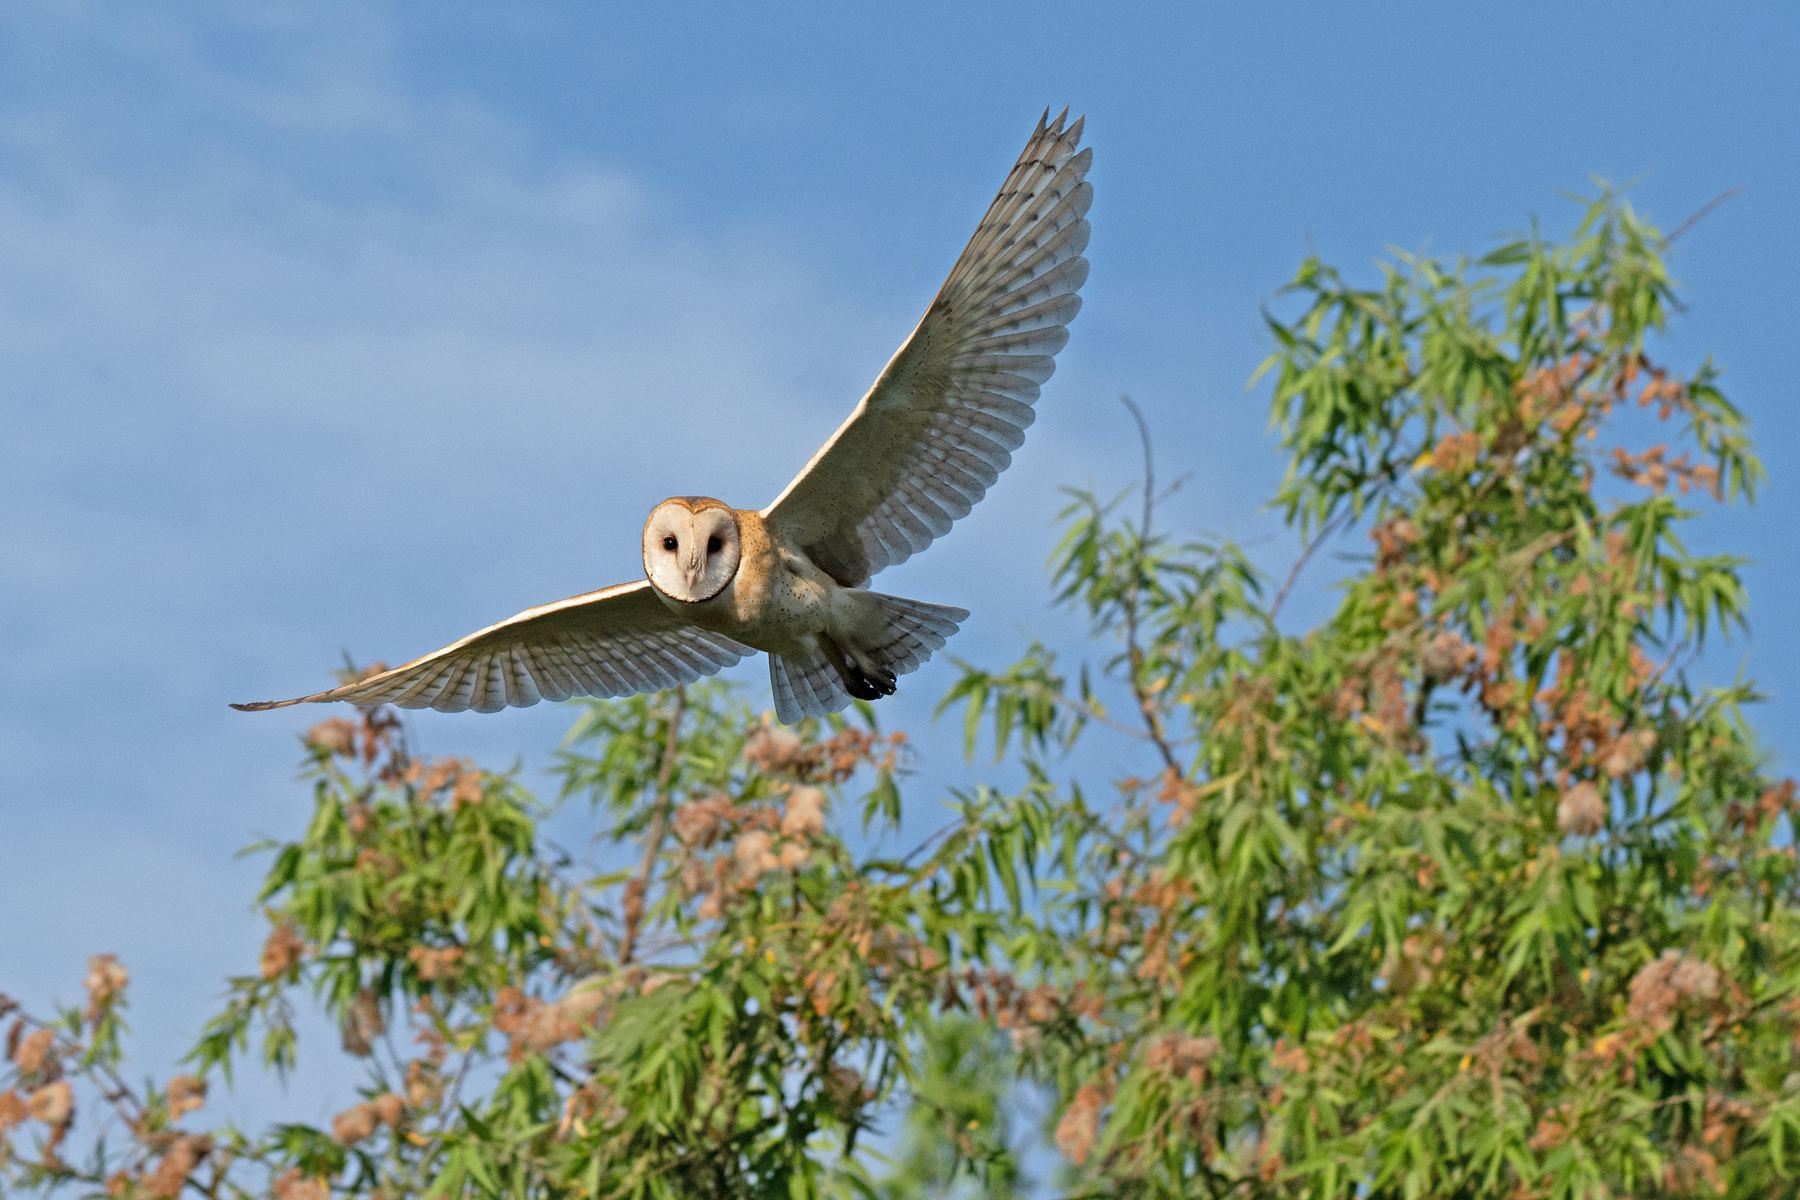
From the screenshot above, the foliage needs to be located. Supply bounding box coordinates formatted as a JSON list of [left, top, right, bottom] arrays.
[[4, 188, 1793, 1200]]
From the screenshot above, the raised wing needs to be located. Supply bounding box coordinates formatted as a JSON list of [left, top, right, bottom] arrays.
[[761, 109, 1092, 587], [232, 581, 751, 714]]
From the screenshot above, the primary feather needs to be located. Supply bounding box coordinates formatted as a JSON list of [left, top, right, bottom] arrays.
[[231, 581, 751, 714], [761, 108, 1092, 587]]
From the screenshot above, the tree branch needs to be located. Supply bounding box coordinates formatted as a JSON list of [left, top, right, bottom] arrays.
[[619, 686, 686, 965], [1120, 393, 1155, 546], [1027, 681, 1156, 743], [1118, 394, 1179, 770], [1660, 186, 1743, 250], [1270, 511, 1349, 623]]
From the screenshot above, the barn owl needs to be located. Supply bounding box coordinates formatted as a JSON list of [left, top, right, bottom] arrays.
[[234, 110, 1091, 726]]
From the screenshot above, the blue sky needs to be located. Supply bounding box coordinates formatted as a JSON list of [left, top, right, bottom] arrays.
[[2, 0, 1796, 1148]]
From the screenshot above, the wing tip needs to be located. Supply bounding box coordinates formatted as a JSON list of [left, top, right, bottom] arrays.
[[230, 697, 308, 712], [1039, 107, 1083, 144]]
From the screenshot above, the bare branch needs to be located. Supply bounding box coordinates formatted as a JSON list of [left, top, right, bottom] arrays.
[[1271, 511, 1350, 623], [1660, 186, 1743, 250], [1115, 394, 1179, 770], [1023, 680, 1155, 742], [619, 686, 686, 965], [1120, 393, 1155, 544]]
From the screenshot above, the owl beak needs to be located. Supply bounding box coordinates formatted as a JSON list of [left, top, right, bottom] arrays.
[[684, 547, 706, 592]]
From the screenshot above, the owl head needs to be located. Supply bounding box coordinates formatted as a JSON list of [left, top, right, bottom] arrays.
[[642, 497, 742, 603]]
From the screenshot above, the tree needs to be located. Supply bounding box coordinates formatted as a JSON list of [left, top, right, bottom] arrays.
[[4, 188, 1794, 1200]]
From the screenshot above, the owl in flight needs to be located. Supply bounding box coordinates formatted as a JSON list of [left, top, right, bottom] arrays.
[[235, 111, 1091, 726]]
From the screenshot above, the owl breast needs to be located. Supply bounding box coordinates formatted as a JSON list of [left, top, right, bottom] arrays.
[[671, 508, 837, 657]]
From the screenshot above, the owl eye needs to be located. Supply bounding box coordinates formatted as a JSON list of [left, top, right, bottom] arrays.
[[662, 536, 678, 552], [707, 536, 722, 554]]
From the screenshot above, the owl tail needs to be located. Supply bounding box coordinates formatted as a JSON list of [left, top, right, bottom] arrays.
[[767, 593, 968, 725]]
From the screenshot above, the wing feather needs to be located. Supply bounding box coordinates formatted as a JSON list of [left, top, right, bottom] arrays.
[[232, 580, 751, 713], [523, 643, 577, 702], [762, 110, 1093, 586]]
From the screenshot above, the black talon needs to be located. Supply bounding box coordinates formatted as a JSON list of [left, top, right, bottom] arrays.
[[846, 664, 897, 700]]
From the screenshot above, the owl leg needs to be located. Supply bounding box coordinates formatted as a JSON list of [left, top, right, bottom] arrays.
[[818, 636, 895, 701], [842, 592, 971, 697]]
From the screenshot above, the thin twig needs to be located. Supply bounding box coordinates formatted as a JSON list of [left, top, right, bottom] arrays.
[[1660, 186, 1743, 250], [437, 1034, 479, 1133], [1270, 511, 1349, 623], [1117, 394, 1180, 770], [1026, 680, 1155, 742], [890, 817, 965, 871], [619, 686, 686, 965], [1120, 394, 1155, 545]]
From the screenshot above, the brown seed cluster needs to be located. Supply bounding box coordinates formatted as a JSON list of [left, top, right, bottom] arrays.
[[1627, 950, 1720, 1026], [1529, 1101, 1578, 1152], [741, 721, 900, 784], [306, 717, 357, 757], [1557, 781, 1606, 836], [659, 719, 908, 928], [780, 786, 826, 838], [272, 1167, 330, 1200], [304, 692, 397, 770], [141, 1133, 212, 1198], [340, 989, 385, 1058], [408, 945, 465, 981], [404, 1058, 443, 1108], [1419, 629, 1477, 685], [1726, 780, 1797, 835], [558, 1082, 621, 1140], [0, 1090, 26, 1133], [166, 1074, 206, 1120], [1610, 443, 1721, 498], [259, 924, 309, 981], [397, 756, 486, 809], [1371, 517, 1420, 571], [1428, 430, 1483, 476], [1380, 934, 1447, 994], [492, 983, 609, 1063], [942, 969, 1099, 1053], [1142, 1032, 1219, 1086], [26, 1079, 73, 1127], [13, 1028, 56, 1077], [330, 1091, 406, 1146], [3, 993, 123, 1168], [821, 1063, 874, 1113], [677, 779, 839, 919], [82, 954, 129, 1023], [1054, 1081, 1108, 1165]]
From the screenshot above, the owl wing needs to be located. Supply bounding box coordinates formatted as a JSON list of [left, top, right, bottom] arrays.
[[759, 109, 1092, 587], [231, 580, 752, 714]]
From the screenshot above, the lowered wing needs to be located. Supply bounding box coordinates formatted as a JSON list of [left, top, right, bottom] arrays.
[[232, 580, 750, 714]]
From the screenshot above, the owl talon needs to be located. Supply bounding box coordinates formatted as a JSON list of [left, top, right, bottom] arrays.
[[845, 664, 897, 700]]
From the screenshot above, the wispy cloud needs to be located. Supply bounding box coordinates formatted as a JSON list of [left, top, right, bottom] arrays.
[[0, 0, 901, 1118], [0, 0, 1285, 1131]]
